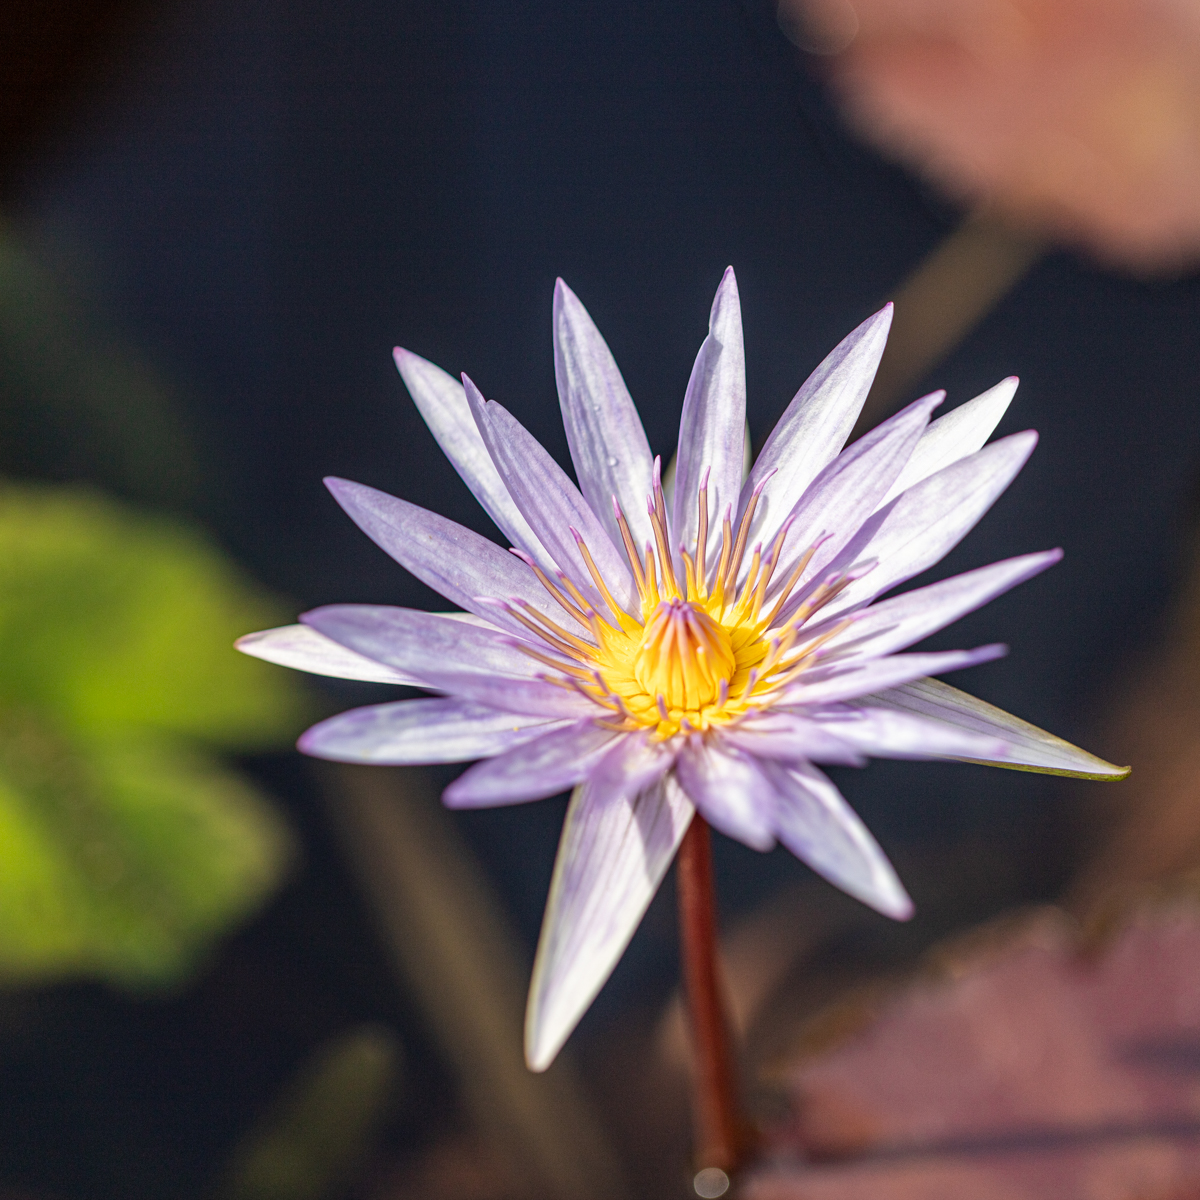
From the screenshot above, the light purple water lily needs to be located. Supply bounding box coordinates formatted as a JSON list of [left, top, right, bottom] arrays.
[[238, 268, 1127, 1071]]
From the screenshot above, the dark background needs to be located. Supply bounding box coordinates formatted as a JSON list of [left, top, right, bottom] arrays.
[[3, 0, 1200, 1195]]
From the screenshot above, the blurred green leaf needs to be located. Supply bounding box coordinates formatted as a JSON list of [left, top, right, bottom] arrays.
[[220, 1025, 402, 1200], [0, 482, 307, 748], [0, 483, 309, 987]]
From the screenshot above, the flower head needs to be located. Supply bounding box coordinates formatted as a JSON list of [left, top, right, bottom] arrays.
[[238, 269, 1126, 1070]]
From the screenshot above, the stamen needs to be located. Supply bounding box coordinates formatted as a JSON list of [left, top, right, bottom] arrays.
[[747, 515, 796, 623], [788, 572, 855, 628], [510, 599, 595, 655], [730, 543, 763, 623], [612, 497, 648, 598], [497, 601, 592, 660], [556, 570, 604, 627], [710, 505, 734, 607], [560, 674, 621, 711], [643, 543, 661, 607], [508, 548, 593, 628], [723, 478, 767, 594], [514, 642, 594, 679], [656, 694, 670, 721], [695, 467, 711, 593], [680, 548, 699, 598], [760, 541, 821, 629], [647, 495, 679, 598], [570, 526, 636, 630], [738, 667, 760, 703], [652, 456, 670, 538]]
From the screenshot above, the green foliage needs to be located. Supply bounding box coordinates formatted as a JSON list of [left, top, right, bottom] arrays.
[[220, 1026, 403, 1200], [0, 483, 309, 988]]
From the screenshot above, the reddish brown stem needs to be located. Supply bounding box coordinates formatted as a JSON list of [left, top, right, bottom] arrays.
[[677, 813, 743, 1174]]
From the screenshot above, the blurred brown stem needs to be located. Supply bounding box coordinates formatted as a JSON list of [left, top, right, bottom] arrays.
[[677, 813, 744, 1174]]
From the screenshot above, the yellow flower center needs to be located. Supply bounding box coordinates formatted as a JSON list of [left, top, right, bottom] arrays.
[[633, 599, 735, 711], [506, 463, 854, 738]]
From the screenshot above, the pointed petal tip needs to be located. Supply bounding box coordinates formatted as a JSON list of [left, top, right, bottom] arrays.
[[233, 630, 261, 653], [524, 1023, 559, 1073], [295, 725, 328, 759], [323, 475, 355, 498]]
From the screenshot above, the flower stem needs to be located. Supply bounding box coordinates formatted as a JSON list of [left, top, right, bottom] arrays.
[[677, 812, 743, 1174]]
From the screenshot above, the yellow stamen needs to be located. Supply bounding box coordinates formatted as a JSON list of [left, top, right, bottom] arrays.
[[509, 467, 838, 738]]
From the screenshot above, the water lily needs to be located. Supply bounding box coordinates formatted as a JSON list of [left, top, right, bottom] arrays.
[[238, 268, 1126, 1071]]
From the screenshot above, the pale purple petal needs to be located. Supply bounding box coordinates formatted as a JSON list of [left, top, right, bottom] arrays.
[[393, 348, 549, 558], [398, 669, 601, 720], [741, 305, 892, 552], [816, 430, 1039, 620], [324, 478, 588, 635], [879, 376, 1018, 507], [672, 268, 746, 571], [765, 759, 913, 919], [552, 280, 655, 554], [780, 644, 1007, 707], [587, 728, 679, 796], [719, 714, 867, 767], [809, 704, 1010, 761], [463, 378, 637, 614], [298, 698, 568, 764], [444, 719, 621, 808], [864, 677, 1131, 779], [763, 390, 942, 594], [800, 550, 1062, 663], [525, 772, 694, 1070], [235, 624, 421, 685], [674, 735, 776, 851], [301, 604, 547, 683]]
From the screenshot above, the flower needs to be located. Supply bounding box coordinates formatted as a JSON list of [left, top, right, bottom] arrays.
[[238, 269, 1126, 1070]]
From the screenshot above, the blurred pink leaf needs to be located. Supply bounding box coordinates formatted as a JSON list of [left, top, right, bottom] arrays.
[[782, 0, 1200, 272], [747, 905, 1200, 1198]]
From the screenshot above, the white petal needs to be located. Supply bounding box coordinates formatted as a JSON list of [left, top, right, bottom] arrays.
[[674, 735, 776, 850], [673, 268, 747, 573], [763, 390, 942, 596], [324, 477, 589, 636], [742, 305, 892, 553], [301, 604, 545, 682], [464, 378, 637, 614], [765, 759, 913, 919], [817, 430, 1039, 621], [782, 644, 1006, 707], [719, 714, 866, 767], [298, 698, 568, 763], [879, 376, 1018, 507], [443, 719, 621, 807], [863, 677, 1131, 779], [809, 704, 1010, 761], [393, 348, 550, 559], [235, 624, 420, 685], [404, 669, 602, 720], [552, 280, 655, 555], [802, 550, 1062, 664], [525, 771, 693, 1071]]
